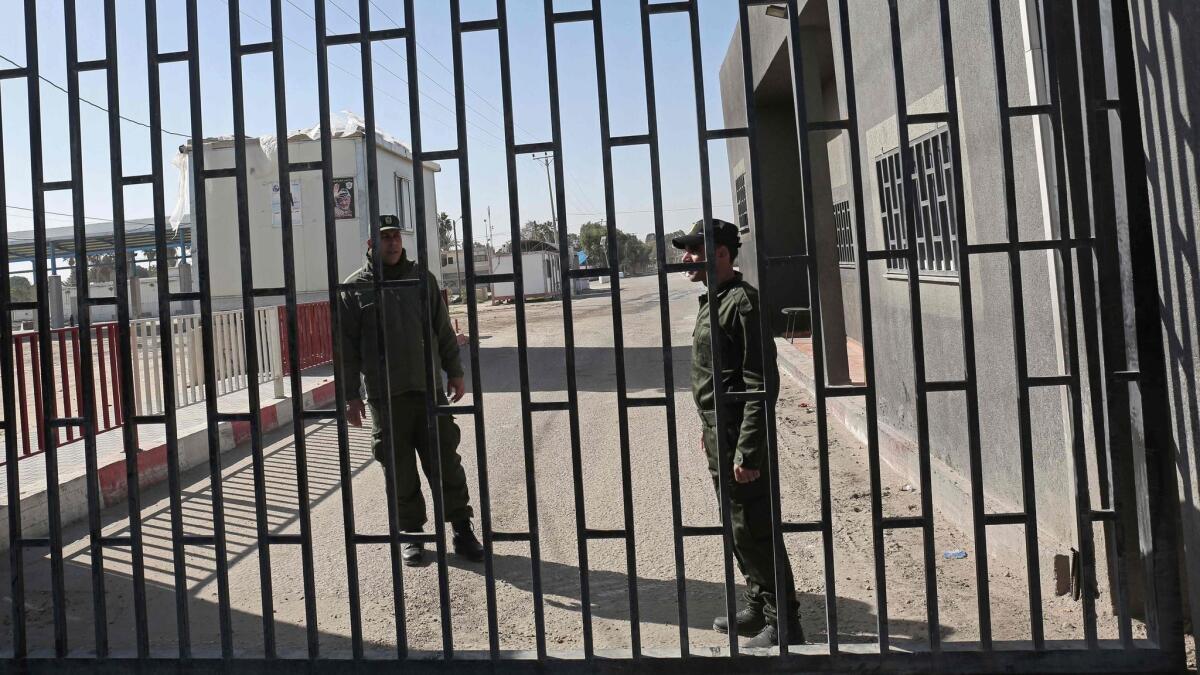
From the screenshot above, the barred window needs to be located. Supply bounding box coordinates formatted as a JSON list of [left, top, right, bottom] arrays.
[[735, 173, 748, 232], [833, 200, 855, 265], [876, 129, 959, 277]]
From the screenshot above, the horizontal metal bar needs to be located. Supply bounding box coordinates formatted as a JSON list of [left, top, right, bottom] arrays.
[[906, 111, 951, 125], [287, 161, 325, 173], [99, 536, 133, 547], [42, 180, 75, 192], [132, 414, 167, 424], [1094, 98, 1121, 112], [1090, 510, 1118, 522], [419, 149, 460, 162], [705, 127, 748, 141], [609, 134, 651, 147], [1007, 103, 1055, 117], [354, 532, 438, 545], [48, 417, 86, 428], [180, 535, 216, 547], [584, 528, 626, 540], [867, 248, 908, 261], [437, 405, 476, 415], [529, 401, 570, 412], [338, 278, 420, 292], [984, 512, 1028, 526], [170, 291, 202, 302], [19, 538, 51, 548], [267, 534, 305, 545], [239, 41, 274, 55], [625, 396, 667, 408], [648, 2, 692, 15], [490, 531, 531, 543], [78, 59, 108, 72], [10, 300, 40, 311], [807, 119, 851, 132], [881, 516, 927, 530], [251, 287, 288, 298], [474, 272, 514, 284], [202, 168, 236, 180], [825, 385, 869, 398], [966, 238, 1094, 255], [88, 296, 118, 306], [0, 66, 29, 79], [680, 525, 723, 537], [215, 412, 253, 423], [663, 261, 703, 274], [156, 50, 189, 64], [765, 253, 810, 266], [724, 390, 768, 403], [922, 380, 968, 393], [1110, 369, 1140, 382], [1026, 374, 1074, 387], [325, 28, 407, 46], [568, 267, 608, 278], [553, 9, 594, 23], [514, 142, 555, 155], [121, 174, 155, 186], [460, 18, 499, 32], [301, 410, 338, 420], [781, 521, 824, 534]]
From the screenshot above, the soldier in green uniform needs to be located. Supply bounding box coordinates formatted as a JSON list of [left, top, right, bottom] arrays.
[[339, 214, 484, 566], [673, 219, 802, 648]]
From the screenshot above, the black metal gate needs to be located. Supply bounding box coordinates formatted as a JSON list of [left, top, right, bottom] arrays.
[[0, 0, 1185, 671]]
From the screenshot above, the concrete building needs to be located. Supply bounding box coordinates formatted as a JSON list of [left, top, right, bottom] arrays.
[[440, 243, 494, 296], [490, 241, 563, 303], [718, 0, 1139, 612], [175, 114, 441, 312]]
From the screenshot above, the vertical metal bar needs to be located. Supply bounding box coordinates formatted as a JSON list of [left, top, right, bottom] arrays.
[[1108, 0, 1185, 659], [312, 0, 364, 656], [883, 0, 940, 651], [352, 0, 409, 656], [97, 327, 110, 428], [1071, 0, 1135, 646], [1039, 0, 1101, 647], [683, 0, 739, 657], [57, 332, 70, 443], [110, 324, 122, 426], [31, 329, 45, 452], [266, 0, 321, 656], [143, 0, 193, 654], [63, 0, 110, 653], [495, 0, 547, 657], [589, 0, 642, 655], [985, 0, 1045, 647], [400, 0, 456, 658], [185, 0, 236, 654], [224, 0, 277, 656], [0, 52, 28, 658], [635, 0, 690, 655], [22, 0, 69, 652], [101, 0, 151, 653], [17, 339, 31, 457], [733, 0, 790, 653], [541, 1, 596, 658], [934, 0, 994, 649], [447, 0, 500, 655]]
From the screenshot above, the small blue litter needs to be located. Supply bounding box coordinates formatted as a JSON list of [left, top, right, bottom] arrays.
[[943, 550, 968, 560]]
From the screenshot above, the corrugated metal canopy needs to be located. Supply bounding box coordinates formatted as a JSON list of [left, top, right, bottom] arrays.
[[6, 216, 191, 262]]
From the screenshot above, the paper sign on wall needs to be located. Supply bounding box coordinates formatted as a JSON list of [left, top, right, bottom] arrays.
[[270, 179, 303, 228]]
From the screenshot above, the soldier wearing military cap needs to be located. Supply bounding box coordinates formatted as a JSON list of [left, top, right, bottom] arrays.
[[339, 214, 484, 566], [673, 218, 801, 647]]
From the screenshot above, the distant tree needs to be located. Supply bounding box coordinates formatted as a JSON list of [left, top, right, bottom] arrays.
[[64, 253, 152, 286], [578, 221, 607, 265], [438, 212, 455, 251], [9, 275, 35, 302], [520, 220, 557, 245]]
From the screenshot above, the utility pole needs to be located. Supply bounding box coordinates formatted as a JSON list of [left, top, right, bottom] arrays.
[[452, 216, 462, 297], [532, 152, 557, 243]]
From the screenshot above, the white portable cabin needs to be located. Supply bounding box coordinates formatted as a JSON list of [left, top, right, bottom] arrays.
[[489, 241, 562, 304]]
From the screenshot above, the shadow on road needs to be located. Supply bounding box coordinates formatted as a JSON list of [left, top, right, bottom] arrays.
[[468, 346, 693, 393]]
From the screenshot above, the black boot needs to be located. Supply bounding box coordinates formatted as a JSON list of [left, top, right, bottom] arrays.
[[744, 619, 805, 648], [401, 530, 424, 567], [452, 520, 484, 562], [712, 607, 766, 637]]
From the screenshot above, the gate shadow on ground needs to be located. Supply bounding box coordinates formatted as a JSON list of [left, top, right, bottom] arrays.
[[450, 553, 950, 645], [467, 346, 694, 393]]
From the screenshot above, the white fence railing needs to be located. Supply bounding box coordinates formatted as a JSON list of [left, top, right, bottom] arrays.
[[128, 306, 285, 416]]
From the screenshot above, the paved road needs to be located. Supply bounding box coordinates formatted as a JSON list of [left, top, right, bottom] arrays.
[[0, 272, 1133, 658]]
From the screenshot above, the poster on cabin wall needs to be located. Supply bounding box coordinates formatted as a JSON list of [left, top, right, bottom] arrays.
[[269, 179, 303, 227], [333, 177, 356, 219]]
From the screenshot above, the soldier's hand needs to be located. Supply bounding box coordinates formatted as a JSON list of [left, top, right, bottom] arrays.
[[347, 399, 366, 427], [447, 377, 466, 403], [733, 464, 760, 483]]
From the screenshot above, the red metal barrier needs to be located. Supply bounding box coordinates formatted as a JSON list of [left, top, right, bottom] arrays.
[[5, 324, 123, 463], [279, 301, 333, 376]]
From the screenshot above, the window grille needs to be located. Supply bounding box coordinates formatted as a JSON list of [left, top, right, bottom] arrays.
[[876, 129, 959, 277], [833, 200, 855, 265]]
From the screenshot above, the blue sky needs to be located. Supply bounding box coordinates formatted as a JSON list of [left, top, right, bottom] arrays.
[[1, 0, 741, 268]]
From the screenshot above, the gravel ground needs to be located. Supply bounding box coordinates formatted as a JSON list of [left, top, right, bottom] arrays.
[[1, 272, 1190, 665]]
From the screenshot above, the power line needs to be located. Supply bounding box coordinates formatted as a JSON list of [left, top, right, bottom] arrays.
[[0, 53, 191, 138]]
